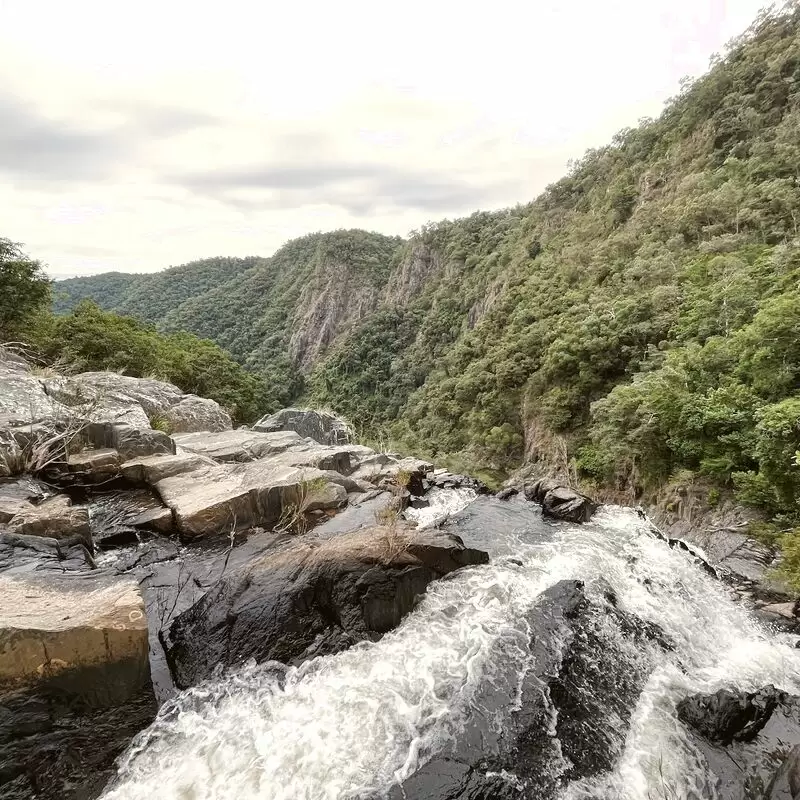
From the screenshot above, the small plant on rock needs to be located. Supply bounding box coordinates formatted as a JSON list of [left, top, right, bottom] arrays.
[[275, 476, 329, 535]]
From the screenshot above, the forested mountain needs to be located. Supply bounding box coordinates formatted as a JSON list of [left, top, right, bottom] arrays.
[[53, 272, 142, 314], [53, 5, 800, 531], [53, 257, 260, 323]]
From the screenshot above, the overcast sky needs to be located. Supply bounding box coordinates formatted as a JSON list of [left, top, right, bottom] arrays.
[[1, 0, 767, 277]]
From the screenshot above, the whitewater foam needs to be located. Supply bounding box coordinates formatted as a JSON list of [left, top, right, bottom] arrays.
[[103, 503, 800, 800]]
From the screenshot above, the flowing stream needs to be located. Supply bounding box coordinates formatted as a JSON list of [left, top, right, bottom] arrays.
[[103, 495, 800, 800]]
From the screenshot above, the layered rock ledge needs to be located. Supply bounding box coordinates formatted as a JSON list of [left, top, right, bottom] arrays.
[[0, 348, 492, 799]]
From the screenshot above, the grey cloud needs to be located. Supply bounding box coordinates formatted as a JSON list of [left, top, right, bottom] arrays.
[[0, 94, 128, 180], [172, 162, 519, 214], [127, 105, 220, 137], [0, 91, 219, 182]]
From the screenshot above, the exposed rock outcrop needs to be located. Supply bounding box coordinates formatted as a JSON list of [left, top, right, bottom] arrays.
[[0, 352, 231, 480], [253, 407, 352, 445], [0, 575, 157, 798], [0, 351, 497, 798], [523, 479, 598, 523], [164, 526, 489, 688], [648, 487, 794, 602], [383, 579, 670, 800]]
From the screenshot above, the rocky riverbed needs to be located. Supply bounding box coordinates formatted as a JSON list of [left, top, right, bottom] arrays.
[[0, 349, 493, 798], [1, 347, 799, 800]]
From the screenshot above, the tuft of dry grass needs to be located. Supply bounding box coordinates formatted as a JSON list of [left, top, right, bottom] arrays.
[[257, 525, 418, 571]]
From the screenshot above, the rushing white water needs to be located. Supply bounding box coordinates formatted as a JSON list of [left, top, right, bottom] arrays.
[[103, 502, 800, 800], [403, 487, 477, 529]]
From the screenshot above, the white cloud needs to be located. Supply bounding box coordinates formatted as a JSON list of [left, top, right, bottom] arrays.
[[0, 0, 766, 277]]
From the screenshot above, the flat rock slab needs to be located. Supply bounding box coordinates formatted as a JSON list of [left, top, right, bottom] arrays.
[[0, 575, 150, 702], [173, 429, 361, 475], [67, 447, 121, 482], [154, 459, 347, 539], [5, 494, 90, 543], [172, 429, 309, 462]]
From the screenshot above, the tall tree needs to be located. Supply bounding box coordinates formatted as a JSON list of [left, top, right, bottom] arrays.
[[0, 238, 51, 341]]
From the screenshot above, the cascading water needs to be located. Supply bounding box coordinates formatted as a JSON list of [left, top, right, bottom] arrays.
[[103, 497, 800, 800]]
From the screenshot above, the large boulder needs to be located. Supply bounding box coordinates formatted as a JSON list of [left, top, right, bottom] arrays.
[[677, 686, 800, 800], [524, 479, 598, 523], [0, 574, 157, 798], [4, 494, 90, 546], [164, 526, 489, 688], [253, 407, 352, 445], [152, 458, 348, 539], [161, 395, 232, 434], [384, 579, 670, 800]]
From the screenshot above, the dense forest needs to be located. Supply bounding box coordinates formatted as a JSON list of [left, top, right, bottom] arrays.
[[3, 242, 272, 423], [43, 5, 800, 577]]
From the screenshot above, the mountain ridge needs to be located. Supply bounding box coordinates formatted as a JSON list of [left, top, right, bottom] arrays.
[[52, 4, 800, 539]]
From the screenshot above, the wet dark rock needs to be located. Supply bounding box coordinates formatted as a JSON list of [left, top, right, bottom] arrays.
[[0, 576, 156, 799], [0, 532, 94, 575], [427, 472, 489, 494], [89, 489, 174, 549], [388, 580, 667, 800], [667, 538, 719, 578], [677, 686, 784, 744], [164, 527, 489, 689], [677, 688, 800, 800], [765, 744, 800, 799], [495, 487, 518, 501], [114, 538, 181, 572], [523, 480, 597, 524]]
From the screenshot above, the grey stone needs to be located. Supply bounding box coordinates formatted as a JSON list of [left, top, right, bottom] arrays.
[[172, 429, 306, 462], [67, 447, 121, 481], [6, 495, 90, 544], [253, 407, 352, 445], [121, 451, 214, 484], [162, 395, 232, 434]]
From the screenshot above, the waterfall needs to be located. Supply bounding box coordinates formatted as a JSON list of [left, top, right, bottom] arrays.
[[103, 501, 800, 800]]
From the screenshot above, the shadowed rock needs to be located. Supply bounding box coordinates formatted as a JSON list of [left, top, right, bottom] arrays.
[[164, 526, 489, 688], [523, 479, 598, 523]]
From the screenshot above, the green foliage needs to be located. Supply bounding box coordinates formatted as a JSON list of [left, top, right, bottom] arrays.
[[0, 239, 51, 341], [36, 5, 800, 537], [52, 272, 141, 315], [40, 301, 272, 422]]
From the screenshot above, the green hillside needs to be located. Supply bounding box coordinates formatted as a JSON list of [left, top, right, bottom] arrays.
[[53, 272, 143, 314], [50, 5, 800, 547]]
